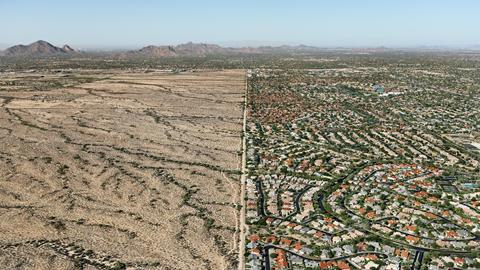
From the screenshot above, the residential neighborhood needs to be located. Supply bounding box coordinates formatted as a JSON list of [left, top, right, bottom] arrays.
[[243, 67, 480, 269]]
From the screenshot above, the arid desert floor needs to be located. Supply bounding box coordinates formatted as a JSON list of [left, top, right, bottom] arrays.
[[0, 69, 245, 269]]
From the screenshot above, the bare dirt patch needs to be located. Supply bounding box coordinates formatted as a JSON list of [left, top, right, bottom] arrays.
[[0, 69, 245, 269]]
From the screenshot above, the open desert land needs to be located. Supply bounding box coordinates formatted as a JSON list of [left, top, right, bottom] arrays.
[[0, 69, 246, 269]]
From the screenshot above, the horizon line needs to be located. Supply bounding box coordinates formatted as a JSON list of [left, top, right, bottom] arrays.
[[1, 40, 480, 51]]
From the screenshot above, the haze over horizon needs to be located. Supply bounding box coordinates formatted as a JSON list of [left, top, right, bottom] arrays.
[[1, 0, 480, 50]]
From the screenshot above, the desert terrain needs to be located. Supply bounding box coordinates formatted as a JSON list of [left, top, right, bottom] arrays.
[[0, 69, 245, 269]]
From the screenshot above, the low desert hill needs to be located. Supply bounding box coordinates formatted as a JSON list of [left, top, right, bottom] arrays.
[[2, 40, 76, 56], [132, 42, 322, 57]]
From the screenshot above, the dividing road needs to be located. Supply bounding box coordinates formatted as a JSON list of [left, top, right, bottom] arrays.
[[238, 70, 248, 270]]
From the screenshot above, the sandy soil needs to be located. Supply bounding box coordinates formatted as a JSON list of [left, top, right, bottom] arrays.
[[0, 69, 245, 269]]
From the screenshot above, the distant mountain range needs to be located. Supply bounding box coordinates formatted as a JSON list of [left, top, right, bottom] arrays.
[[1, 40, 323, 57], [131, 42, 322, 57], [2, 40, 480, 57], [0, 40, 76, 56]]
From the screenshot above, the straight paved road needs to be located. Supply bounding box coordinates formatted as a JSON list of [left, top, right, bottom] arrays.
[[238, 70, 248, 270]]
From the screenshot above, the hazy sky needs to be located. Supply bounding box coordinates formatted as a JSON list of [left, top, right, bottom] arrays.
[[1, 0, 479, 49]]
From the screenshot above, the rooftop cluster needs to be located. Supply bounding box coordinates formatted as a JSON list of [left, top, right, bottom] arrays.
[[243, 63, 480, 270]]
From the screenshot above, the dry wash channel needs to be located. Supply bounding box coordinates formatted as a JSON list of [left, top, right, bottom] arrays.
[[0, 69, 245, 269]]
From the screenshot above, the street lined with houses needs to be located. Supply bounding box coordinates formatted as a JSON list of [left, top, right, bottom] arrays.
[[242, 67, 480, 270]]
